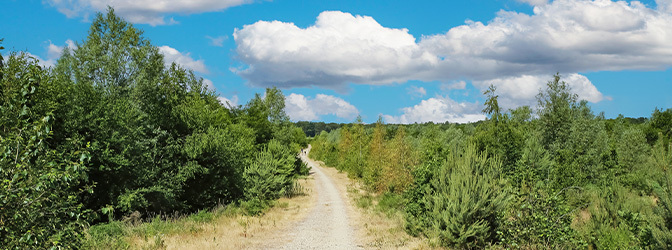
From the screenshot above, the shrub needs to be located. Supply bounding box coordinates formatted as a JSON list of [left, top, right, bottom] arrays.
[[242, 139, 297, 214], [406, 144, 511, 248]]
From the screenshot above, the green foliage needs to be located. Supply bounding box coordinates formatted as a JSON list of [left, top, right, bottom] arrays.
[[650, 139, 672, 248], [2, 7, 308, 247], [499, 187, 584, 248], [573, 185, 654, 249], [425, 145, 511, 248], [243, 140, 298, 214], [537, 73, 577, 156], [311, 74, 671, 249], [84, 221, 130, 249], [647, 108, 672, 144], [0, 53, 91, 248], [376, 192, 405, 217]]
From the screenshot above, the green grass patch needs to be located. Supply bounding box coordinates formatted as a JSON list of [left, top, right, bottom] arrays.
[[376, 192, 405, 217], [356, 194, 374, 208]]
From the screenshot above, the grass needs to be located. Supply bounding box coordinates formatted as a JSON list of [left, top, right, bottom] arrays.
[[83, 177, 315, 249]]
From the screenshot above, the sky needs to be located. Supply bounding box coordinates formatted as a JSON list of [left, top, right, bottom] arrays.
[[1, 0, 671, 124]]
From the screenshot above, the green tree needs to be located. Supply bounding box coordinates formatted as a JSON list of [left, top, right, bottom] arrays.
[[365, 116, 387, 191], [651, 138, 672, 248], [384, 126, 416, 193], [537, 73, 577, 156], [349, 116, 368, 178], [428, 144, 511, 248], [0, 52, 91, 248], [243, 139, 298, 214]]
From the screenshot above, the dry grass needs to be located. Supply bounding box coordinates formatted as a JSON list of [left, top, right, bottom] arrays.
[[128, 176, 316, 250]]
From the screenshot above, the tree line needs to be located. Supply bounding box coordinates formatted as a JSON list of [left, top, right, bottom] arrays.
[[0, 9, 308, 248], [310, 75, 672, 249], [294, 121, 347, 137]]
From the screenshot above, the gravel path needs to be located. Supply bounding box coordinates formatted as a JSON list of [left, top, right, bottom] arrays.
[[260, 146, 360, 249]]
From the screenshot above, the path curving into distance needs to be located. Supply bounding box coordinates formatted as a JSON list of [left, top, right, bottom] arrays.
[[258, 145, 361, 249]]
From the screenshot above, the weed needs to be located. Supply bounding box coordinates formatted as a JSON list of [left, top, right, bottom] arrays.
[[189, 209, 215, 223], [285, 182, 308, 198], [356, 194, 373, 208]]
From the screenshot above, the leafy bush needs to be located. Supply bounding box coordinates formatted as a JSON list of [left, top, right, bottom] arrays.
[[498, 187, 584, 248]]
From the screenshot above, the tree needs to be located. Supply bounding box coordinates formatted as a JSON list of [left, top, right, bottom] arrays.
[[384, 126, 416, 193], [0, 52, 91, 248], [652, 138, 672, 248], [428, 145, 510, 248], [647, 108, 672, 144], [536, 73, 577, 156], [474, 85, 524, 171], [365, 116, 387, 191], [482, 85, 501, 123]]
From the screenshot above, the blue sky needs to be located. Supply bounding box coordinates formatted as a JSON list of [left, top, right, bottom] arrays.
[[2, 0, 671, 123]]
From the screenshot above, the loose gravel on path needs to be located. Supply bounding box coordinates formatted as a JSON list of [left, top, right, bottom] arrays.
[[259, 146, 361, 249]]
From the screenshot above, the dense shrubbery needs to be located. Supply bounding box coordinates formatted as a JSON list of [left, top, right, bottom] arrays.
[[0, 9, 307, 248], [311, 74, 672, 249]]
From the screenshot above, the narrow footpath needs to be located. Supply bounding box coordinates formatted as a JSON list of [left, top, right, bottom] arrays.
[[258, 145, 361, 249]]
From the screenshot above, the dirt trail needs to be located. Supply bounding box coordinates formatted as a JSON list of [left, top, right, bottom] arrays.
[[257, 145, 361, 249]]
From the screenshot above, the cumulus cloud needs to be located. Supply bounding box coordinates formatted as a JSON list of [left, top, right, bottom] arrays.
[[383, 96, 485, 124], [473, 73, 606, 109], [285, 93, 359, 121], [206, 35, 227, 47], [658, 0, 672, 13], [45, 0, 252, 26], [407, 86, 427, 98], [233, 11, 438, 89], [420, 0, 672, 78], [517, 0, 548, 6], [26, 40, 76, 68], [202, 78, 217, 91], [218, 95, 239, 107], [23, 52, 54, 68], [158, 46, 208, 73], [234, 1, 672, 98], [440, 81, 467, 91]]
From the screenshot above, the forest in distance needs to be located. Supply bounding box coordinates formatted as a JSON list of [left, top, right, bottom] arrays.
[[2, 7, 672, 250]]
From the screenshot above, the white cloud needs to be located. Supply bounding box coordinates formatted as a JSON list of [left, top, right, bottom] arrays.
[[45, 0, 252, 26], [407, 86, 427, 97], [206, 35, 227, 47], [233, 11, 438, 89], [158, 46, 208, 74], [473, 73, 606, 109], [517, 0, 548, 6], [202, 78, 216, 91], [25, 39, 77, 68], [285, 93, 359, 121], [234, 1, 672, 97], [24, 52, 55, 69], [440, 80, 467, 91], [218, 95, 239, 107], [420, 0, 672, 78], [658, 0, 672, 13], [383, 96, 485, 124]]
